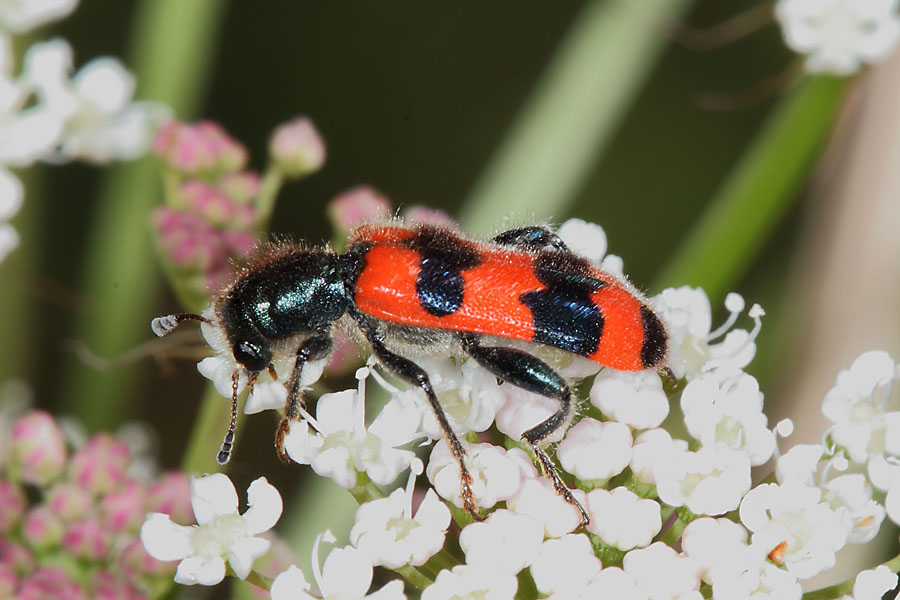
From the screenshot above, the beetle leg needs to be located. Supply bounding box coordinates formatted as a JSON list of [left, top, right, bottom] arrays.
[[491, 226, 570, 253], [459, 333, 590, 528], [275, 334, 333, 463], [353, 315, 482, 521]]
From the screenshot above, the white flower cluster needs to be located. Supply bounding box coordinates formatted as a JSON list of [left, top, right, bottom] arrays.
[[775, 0, 900, 75], [0, 0, 167, 263], [172, 218, 900, 599]]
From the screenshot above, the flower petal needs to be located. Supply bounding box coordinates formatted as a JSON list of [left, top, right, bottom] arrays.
[[139, 513, 193, 561], [191, 473, 238, 525], [175, 555, 226, 586], [241, 477, 283, 534]]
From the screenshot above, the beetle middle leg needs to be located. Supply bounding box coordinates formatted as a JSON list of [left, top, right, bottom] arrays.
[[459, 332, 590, 527], [353, 315, 482, 520]]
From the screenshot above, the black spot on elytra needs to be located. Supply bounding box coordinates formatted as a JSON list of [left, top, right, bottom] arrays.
[[520, 251, 605, 356], [407, 226, 481, 317], [640, 304, 667, 368]]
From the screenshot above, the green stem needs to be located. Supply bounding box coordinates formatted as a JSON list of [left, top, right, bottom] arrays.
[[255, 165, 285, 233], [654, 75, 849, 299], [61, 0, 228, 430], [243, 569, 272, 592], [394, 564, 433, 591], [180, 382, 232, 474], [458, 0, 693, 234]]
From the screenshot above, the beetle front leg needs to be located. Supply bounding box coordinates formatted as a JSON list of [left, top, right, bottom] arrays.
[[275, 334, 332, 463]]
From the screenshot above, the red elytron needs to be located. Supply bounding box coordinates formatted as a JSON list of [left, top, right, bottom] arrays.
[[152, 222, 668, 527]]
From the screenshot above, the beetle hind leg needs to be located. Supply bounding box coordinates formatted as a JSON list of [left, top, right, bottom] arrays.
[[275, 335, 333, 463], [459, 333, 590, 528]]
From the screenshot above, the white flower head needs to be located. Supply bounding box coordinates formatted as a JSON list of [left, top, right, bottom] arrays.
[[822, 350, 899, 465], [622, 542, 702, 600], [426, 441, 533, 510], [421, 565, 517, 600], [529, 534, 603, 597], [776, 0, 900, 75], [585, 487, 661, 551], [630, 428, 689, 485], [458, 509, 544, 574], [557, 218, 607, 264], [0, 0, 77, 33], [652, 287, 762, 380], [655, 446, 751, 516], [558, 417, 632, 482], [824, 473, 885, 543], [272, 531, 407, 600], [740, 482, 847, 579], [140, 473, 282, 585], [350, 467, 450, 568], [507, 477, 588, 538], [842, 565, 899, 600], [681, 369, 775, 465], [283, 369, 419, 489], [590, 369, 669, 430]]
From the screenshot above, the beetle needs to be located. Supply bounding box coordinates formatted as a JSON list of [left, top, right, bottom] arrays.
[[152, 222, 668, 526]]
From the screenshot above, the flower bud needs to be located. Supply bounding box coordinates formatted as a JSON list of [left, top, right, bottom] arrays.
[[269, 116, 326, 178], [62, 519, 111, 561], [0, 539, 35, 575], [89, 571, 144, 600], [18, 567, 86, 600], [327, 185, 390, 233], [121, 538, 175, 579], [46, 483, 93, 522], [99, 479, 145, 532], [403, 205, 458, 229], [0, 480, 26, 531], [145, 471, 193, 525], [22, 507, 64, 551], [0, 563, 16, 598], [219, 171, 260, 205], [10, 411, 67, 486], [68, 433, 131, 496], [153, 120, 247, 175]]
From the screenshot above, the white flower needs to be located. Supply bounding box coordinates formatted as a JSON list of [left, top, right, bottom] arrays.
[[623, 542, 702, 600], [426, 441, 533, 510], [822, 350, 899, 464], [630, 428, 689, 485], [590, 369, 669, 429], [776, 443, 826, 486], [681, 369, 775, 465], [558, 417, 632, 482], [140, 474, 282, 585], [681, 517, 750, 580], [507, 477, 587, 538], [283, 369, 419, 489], [776, 0, 900, 75], [379, 357, 505, 441], [271, 532, 407, 600], [0, 0, 77, 33], [557, 218, 607, 263], [584, 568, 645, 600], [651, 288, 762, 380], [529, 534, 602, 598], [494, 383, 571, 444], [840, 565, 899, 600], [585, 487, 661, 551], [459, 510, 544, 574], [0, 167, 21, 262], [824, 473, 885, 543], [421, 565, 517, 600], [739, 482, 847, 579], [710, 560, 802, 600], [350, 468, 450, 568], [655, 446, 751, 516]]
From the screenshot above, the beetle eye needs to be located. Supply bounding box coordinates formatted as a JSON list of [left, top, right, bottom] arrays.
[[233, 341, 269, 372]]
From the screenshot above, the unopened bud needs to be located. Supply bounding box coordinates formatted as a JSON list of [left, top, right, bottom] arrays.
[[269, 116, 326, 178]]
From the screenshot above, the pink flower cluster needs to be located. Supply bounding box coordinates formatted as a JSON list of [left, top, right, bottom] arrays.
[[152, 121, 261, 295], [1, 411, 193, 600]]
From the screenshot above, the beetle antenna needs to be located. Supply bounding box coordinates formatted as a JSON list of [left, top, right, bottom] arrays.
[[151, 313, 210, 337], [216, 370, 242, 465]]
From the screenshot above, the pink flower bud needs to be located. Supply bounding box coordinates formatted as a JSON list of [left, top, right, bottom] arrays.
[[120, 539, 174, 579], [99, 479, 145, 533], [403, 205, 459, 230], [68, 434, 131, 496], [89, 571, 146, 600], [145, 471, 193, 525], [327, 185, 391, 232], [153, 120, 248, 175], [0, 563, 16, 598], [269, 116, 326, 178], [0, 539, 35, 575], [46, 484, 92, 522], [221, 229, 258, 257], [10, 411, 66, 486], [178, 180, 236, 227], [219, 171, 261, 204], [0, 481, 26, 531], [22, 507, 64, 550], [18, 567, 86, 600], [62, 519, 110, 561]]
